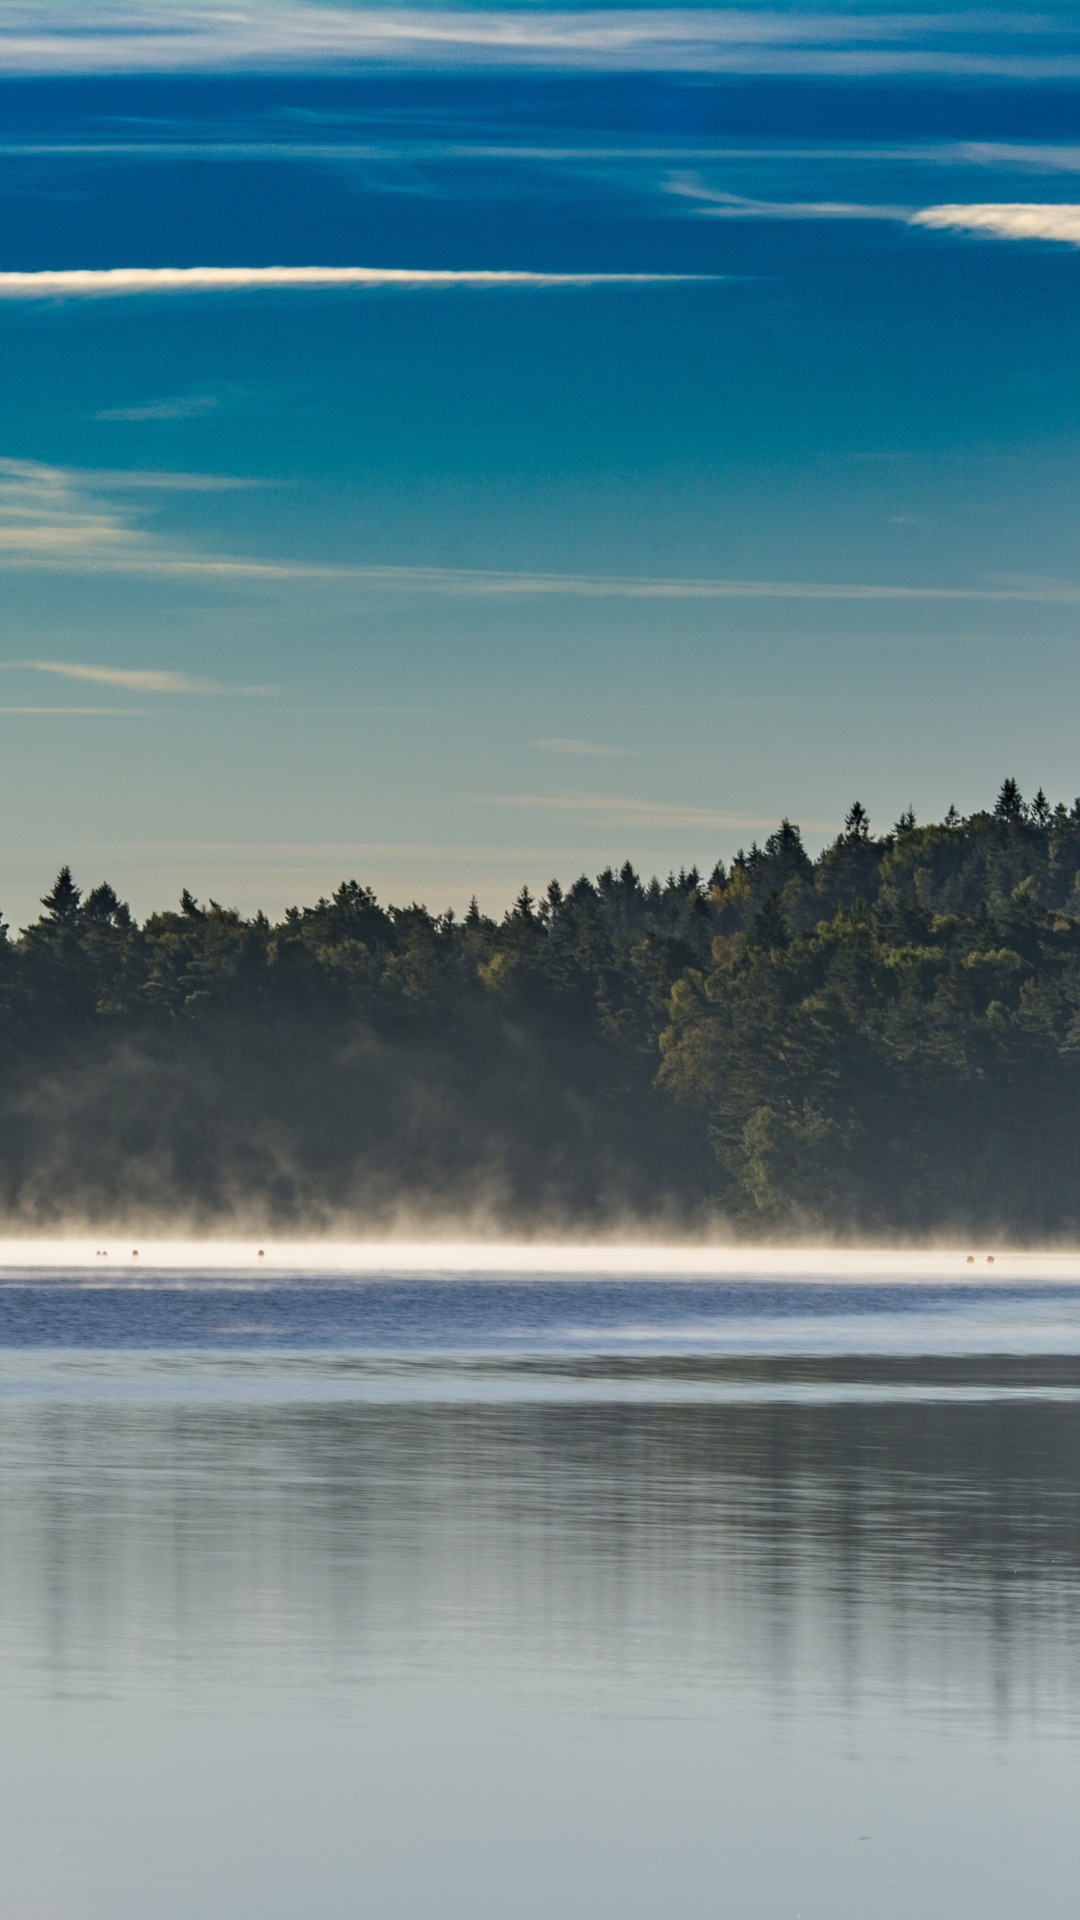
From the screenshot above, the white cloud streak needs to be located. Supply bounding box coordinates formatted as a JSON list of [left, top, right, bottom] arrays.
[[0, 211, 1073, 319], [0, 264, 707, 299], [913, 201, 1080, 242], [0, 8, 1077, 80], [18, 661, 222, 693]]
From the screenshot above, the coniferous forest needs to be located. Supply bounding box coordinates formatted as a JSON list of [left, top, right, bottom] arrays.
[[6, 780, 1080, 1237]]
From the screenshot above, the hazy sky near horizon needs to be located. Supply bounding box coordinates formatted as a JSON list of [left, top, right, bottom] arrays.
[[2, 2, 1080, 925]]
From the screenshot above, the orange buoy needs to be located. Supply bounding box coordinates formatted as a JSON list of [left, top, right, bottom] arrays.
[[966, 1255, 974, 1264]]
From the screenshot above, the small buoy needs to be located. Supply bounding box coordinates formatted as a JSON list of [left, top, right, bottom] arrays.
[[132, 1249, 138, 1257], [987, 1255, 995, 1264], [966, 1255, 974, 1264], [258, 1249, 265, 1258]]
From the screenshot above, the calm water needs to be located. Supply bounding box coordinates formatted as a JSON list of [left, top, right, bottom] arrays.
[[2, 1265, 1080, 1918]]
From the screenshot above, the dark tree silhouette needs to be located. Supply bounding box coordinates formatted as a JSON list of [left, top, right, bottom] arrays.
[[4, 783, 1080, 1234]]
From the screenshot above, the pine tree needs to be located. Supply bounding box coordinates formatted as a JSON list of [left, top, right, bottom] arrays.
[[995, 777, 1025, 824], [41, 867, 81, 923]]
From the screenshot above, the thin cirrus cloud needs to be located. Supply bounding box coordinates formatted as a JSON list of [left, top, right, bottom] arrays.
[[1, 8, 1079, 81], [280, 565, 1080, 604], [4, 139, 1080, 176], [670, 178, 1080, 244], [0, 265, 709, 298], [95, 394, 222, 422], [74, 470, 269, 492], [0, 456, 272, 570], [19, 662, 224, 694], [8, 661, 275, 696], [5, 457, 1080, 605], [666, 178, 909, 221]]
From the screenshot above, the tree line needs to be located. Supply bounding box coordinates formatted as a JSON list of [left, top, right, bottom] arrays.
[[3, 778, 1080, 1235]]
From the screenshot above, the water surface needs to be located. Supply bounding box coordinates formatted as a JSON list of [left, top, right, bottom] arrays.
[[2, 1261, 1079, 1918]]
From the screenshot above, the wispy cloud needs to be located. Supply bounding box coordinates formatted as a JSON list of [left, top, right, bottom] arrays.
[[0, 456, 145, 564], [83, 470, 268, 492], [671, 178, 1080, 246], [7, 139, 1080, 174], [14, 660, 276, 696], [0, 8, 1078, 81], [0, 264, 709, 299], [913, 202, 1080, 243], [18, 662, 222, 694], [95, 394, 221, 422], [4, 456, 1080, 604], [0, 456, 274, 572], [667, 177, 909, 221], [313, 566, 1080, 604], [955, 145, 1080, 175], [535, 738, 633, 757]]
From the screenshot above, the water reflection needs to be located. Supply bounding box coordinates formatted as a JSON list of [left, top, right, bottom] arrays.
[[2, 1311, 1080, 1920], [2, 1372, 1079, 1732]]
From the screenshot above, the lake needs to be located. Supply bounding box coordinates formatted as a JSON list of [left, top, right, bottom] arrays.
[[2, 1249, 1079, 1918]]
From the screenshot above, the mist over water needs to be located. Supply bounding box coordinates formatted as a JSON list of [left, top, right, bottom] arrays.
[[0, 1259, 1078, 1919]]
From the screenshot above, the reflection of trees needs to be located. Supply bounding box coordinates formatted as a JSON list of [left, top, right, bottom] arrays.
[[2, 1376, 1079, 1726]]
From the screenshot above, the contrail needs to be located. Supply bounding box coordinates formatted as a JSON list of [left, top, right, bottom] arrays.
[[0, 264, 713, 297]]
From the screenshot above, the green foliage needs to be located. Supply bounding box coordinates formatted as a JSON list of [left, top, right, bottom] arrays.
[[7, 784, 1080, 1233], [660, 785, 1080, 1232]]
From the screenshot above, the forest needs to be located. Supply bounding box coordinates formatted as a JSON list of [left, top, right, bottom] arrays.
[[4, 777, 1080, 1237]]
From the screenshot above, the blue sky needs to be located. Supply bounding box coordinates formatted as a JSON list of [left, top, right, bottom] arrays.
[[1, 3, 1080, 923]]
